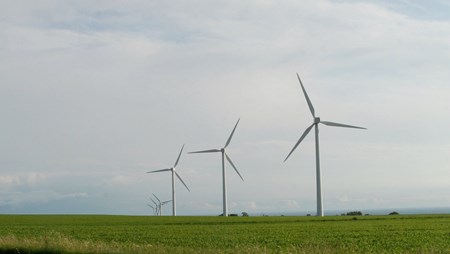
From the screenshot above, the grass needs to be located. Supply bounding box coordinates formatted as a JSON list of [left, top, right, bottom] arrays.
[[0, 214, 449, 253]]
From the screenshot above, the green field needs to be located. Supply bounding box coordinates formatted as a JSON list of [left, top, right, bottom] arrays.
[[0, 214, 449, 253]]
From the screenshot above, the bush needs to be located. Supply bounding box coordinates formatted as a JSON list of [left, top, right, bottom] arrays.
[[346, 211, 362, 216], [389, 211, 399, 215]]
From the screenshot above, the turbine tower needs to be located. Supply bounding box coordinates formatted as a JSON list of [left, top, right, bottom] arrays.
[[284, 74, 366, 217], [189, 119, 244, 217], [147, 145, 190, 216]]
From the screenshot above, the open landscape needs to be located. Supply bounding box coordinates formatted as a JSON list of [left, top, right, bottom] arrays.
[[0, 214, 449, 253], [2, 2, 450, 254]]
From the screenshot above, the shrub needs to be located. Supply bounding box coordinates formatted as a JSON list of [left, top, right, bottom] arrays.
[[346, 211, 362, 216]]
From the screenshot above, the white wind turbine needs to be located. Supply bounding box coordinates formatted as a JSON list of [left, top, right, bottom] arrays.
[[284, 73, 366, 217], [189, 119, 244, 217], [152, 193, 172, 216], [147, 145, 190, 216]]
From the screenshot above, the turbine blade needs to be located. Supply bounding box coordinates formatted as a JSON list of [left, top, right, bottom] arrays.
[[174, 144, 185, 168], [297, 73, 315, 118], [224, 118, 240, 148], [188, 149, 221, 154], [150, 198, 158, 206], [225, 153, 244, 181], [320, 121, 367, 130], [147, 204, 154, 209], [284, 123, 314, 162], [147, 168, 171, 173], [175, 172, 191, 192], [152, 194, 161, 203]]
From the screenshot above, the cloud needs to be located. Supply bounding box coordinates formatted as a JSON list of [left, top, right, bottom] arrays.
[[0, 190, 88, 207], [203, 202, 221, 210], [337, 194, 384, 205], [0, 172, 47, 189], [285, 199, 300, 208], [243, 201, 258, 210], [107, 174, 140, 186]]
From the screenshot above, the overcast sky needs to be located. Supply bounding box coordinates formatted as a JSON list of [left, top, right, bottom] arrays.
[[1, 0, 449, 215]]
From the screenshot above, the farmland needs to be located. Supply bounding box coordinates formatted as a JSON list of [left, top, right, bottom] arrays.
[[0, 214, 449, 253]]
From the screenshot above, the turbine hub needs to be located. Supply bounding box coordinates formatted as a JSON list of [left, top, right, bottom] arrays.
[[221, 148, 225, 152], [314, 117, 321, 124]]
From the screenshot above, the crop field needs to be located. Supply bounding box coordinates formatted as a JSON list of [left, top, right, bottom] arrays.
[[0, 214, 449, 254]]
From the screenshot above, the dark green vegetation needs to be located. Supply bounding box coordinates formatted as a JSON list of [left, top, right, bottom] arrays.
[[0, 214, 449, 253], [344, 211, 363, 216]]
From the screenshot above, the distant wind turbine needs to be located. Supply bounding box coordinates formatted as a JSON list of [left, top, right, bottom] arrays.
[[147, 204, 156, 215], [189, 119, 244, 217], [152, 193, 172, 216], [284, 74, 366, 217], [147, 145, 190, 216], [150, 197, 160, 216]]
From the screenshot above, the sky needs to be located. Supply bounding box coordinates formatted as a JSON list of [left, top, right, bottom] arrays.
[[1, 0, 449, 216]]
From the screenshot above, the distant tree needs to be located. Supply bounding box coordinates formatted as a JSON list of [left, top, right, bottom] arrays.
[[241, 212, 249, 217], [306, 214, 311, 216], [229, 213, 238, 216], [389, 211, 399, 215], [346, 211, 363, 216]]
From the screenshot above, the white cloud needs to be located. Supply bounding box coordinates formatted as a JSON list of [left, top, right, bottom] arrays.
[[0, 176, 18, 186], [107, 174, 139, 186], [0, 172, 47, 189], [285, 199, 300, 208], [0, 190, 88, 207]]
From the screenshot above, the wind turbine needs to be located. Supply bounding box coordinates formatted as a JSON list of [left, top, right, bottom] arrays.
[[147, 145, 190, 216], [152, 194, 172, 216], [189, 119, 244, 217], [147, 204, 156, 215], [150, 197, 160, 216], [284, 73, 366, 217]]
